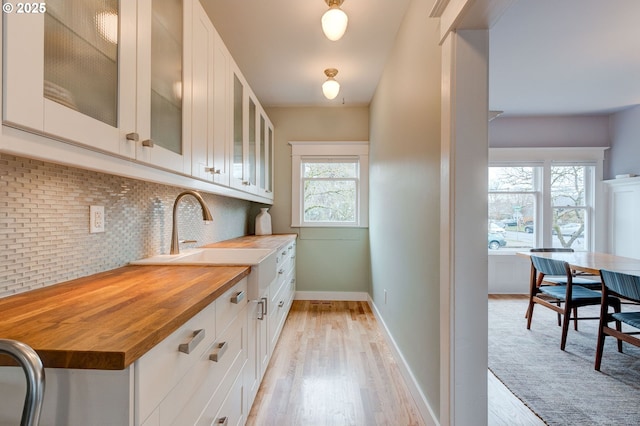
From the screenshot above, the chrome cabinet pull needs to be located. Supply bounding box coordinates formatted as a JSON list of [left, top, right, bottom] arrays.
[[261, 296, 268, 316], [257, 300, 265, 320], [142, 139, 154, 147], [178, 329, 205, 354], [242, 181, 251, 186], [125, 132, 139, 141], [205, 167, 221, 174], [209, 341, 228, 362], [231, 290, 245, 304], [278, 300, 285, 308], [216, 417, 229, 425], [278, 268, 285, 275]]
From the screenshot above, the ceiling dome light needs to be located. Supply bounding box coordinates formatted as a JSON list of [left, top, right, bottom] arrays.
[[321, 0, 348, 41], [322, 68, 340, 100]]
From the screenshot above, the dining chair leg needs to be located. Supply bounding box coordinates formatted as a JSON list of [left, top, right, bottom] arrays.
[[526, 300, 535, 329], [573, 306, 579, 330], [613, 300, 623, 353], [560, 307, 571, 350], [595, 325, 605, 371]]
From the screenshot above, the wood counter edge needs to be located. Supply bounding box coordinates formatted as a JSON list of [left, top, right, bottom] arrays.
[[0, 267, 251, 370]]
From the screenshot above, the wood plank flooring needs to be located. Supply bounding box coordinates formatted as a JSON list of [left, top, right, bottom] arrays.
[[247, 299, 544, 426], [247, 300, 424, 426]]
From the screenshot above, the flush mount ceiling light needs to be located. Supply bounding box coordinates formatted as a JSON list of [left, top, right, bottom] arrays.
[[322, 68, 340, 100], [321, 0, 348, 41]]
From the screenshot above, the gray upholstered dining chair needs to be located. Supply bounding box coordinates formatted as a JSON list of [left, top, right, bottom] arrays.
[[527, 255, 621, 350], [525, 248, 601, 326], [595, 269, 640, 371]]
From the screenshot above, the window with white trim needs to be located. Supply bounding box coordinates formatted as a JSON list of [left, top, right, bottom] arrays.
[[290, 141, 369, 228], [488, 148, 605, 253]]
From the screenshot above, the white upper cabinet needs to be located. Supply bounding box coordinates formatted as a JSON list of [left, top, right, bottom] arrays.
[[257, 109, 274, 199], [3, 0, 137, 158], [2, 0, 273, 202], [190, 11, 231, 187], [135, 0, 191, 174]]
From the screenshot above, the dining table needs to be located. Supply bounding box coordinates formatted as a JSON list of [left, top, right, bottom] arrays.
[[517, 251, 640, 277]]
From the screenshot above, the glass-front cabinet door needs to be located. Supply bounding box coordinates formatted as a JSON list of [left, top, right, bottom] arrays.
[[229, 64, 246, 190], [3, 0, 137, 157], [257, 110, 274, 200], [136, 0, 191, 174]]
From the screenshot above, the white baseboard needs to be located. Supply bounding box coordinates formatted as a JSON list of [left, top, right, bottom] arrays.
[[294, 291, 368, 301], [367, 295, 439, 426]]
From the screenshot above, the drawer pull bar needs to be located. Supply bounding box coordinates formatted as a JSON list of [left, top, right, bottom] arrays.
[[209, 341, 228, 362], [231, 290, 245, 304], [217, 417, 229, 425], [257, 300, 265, 320], [178, 329, 205, 354], [261, 297, 268, 316]]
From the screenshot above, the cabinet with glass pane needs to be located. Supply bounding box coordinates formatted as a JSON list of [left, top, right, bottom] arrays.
[[3, 0, 192, 174], [229, 62, 259, 194], [3, 0, 136, 157], [257, 109, 274, 199], [190, 0, 229, 185]]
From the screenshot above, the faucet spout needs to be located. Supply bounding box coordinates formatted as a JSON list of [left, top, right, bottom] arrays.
[[171, 190, 213, 255]]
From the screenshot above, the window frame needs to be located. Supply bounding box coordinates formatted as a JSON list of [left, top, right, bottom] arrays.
[[290, 141, 369, 228], [489, 147, 606, 253]]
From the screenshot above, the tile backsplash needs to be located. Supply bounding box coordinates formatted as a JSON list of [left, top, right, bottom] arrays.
[[0, 154, 261, 298]]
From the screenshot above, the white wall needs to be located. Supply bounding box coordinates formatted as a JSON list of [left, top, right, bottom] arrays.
[[265, 107, 371, 296], [608, 105, 640, 179], [369, 0, 442, 421], [490, 115, 610, 148]]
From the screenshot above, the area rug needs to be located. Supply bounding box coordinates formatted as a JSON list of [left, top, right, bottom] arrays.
[[488, 298, 640, 425]]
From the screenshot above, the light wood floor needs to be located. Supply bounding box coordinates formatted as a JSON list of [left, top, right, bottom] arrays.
[[247, 299, 544, 426], [247, 300, 424, 425]]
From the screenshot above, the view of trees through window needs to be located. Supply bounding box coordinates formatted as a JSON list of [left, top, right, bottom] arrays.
[[302, 160, 358, 224], [488, 164, 590, 251]]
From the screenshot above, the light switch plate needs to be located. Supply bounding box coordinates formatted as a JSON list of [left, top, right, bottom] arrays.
[[90, 205, 105, 233]]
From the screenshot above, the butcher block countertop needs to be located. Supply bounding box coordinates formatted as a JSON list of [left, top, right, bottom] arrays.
[[203, 233, 297, 250], [0, 265, 249, 370]]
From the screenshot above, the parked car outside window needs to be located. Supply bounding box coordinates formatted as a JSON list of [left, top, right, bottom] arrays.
[[488, 233, 507, 250]]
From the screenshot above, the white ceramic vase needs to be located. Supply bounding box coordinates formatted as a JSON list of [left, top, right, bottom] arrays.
[[255, 208, 272, 235]]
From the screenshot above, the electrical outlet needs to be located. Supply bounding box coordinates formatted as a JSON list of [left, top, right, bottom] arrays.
[[90, 206, 105, 233]]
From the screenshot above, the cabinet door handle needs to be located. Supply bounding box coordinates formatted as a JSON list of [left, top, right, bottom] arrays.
[[142, 139, 154, 147], [261, 297, 268, 316], [209, 341, 228, 362], [257, 300, 265, 320], [278, 300, 285, 308], [216, 417, 229, 425], [242, 181, 251, 186], [278, 268, 285, 275], [231, 290, 245, 304], [126, 132, 139, 141], [178, 329, 205, 354], [205, 167, 221, 174]]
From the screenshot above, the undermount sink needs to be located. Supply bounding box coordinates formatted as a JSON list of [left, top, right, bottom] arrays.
[[130, 248, 274, 266]]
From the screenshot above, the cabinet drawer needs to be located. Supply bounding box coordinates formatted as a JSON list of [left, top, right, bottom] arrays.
[[136, 301, 217, 424], [170, 309, 247, 425], [198, 358, 245, 426], [216, 277, 248, 336]]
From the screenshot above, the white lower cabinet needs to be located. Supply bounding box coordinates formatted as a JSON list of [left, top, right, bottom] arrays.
[[0, 239, 297, 425]]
